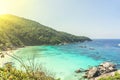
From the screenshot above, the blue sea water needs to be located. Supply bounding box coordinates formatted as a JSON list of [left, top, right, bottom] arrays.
[[12, 39, 120, 80]]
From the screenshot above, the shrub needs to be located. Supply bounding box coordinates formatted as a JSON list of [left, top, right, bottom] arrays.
[[0, 51, 56, 80], [99, 72, 120, 80]]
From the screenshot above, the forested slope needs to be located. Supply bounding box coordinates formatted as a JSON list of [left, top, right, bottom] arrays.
[[0, 14, 91, 50]]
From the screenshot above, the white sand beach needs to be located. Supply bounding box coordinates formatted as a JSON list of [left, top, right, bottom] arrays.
[[0, 50, 14, 67]]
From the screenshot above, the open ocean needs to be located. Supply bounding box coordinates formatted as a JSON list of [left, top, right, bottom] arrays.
[[12, 39, 120, 80]]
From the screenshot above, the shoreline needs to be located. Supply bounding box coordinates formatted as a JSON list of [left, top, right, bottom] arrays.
[[0, 49, 19, 67], [0, 45, 119, 80]]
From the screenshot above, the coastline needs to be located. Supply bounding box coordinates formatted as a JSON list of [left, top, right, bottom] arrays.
[[0, 49, 18, 67], [0, 41, 119, 80]]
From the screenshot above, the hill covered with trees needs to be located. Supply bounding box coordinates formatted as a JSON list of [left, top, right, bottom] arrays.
[[0, 14, 91, 50]]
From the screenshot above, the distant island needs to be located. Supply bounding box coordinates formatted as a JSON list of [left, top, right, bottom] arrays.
[[0, 14, 91, 50]]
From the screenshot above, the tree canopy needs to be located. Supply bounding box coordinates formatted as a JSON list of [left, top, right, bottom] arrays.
[[0, 14, 91, 50]]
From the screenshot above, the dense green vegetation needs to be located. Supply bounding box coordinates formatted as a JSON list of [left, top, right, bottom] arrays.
[[0, 51, 57, 80], [0, 14, 91, 50], [0, 60, 55, 80], [99, 72, 120, 80]]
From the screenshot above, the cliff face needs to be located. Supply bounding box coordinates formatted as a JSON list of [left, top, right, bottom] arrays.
[[0, 14, 91, 50]]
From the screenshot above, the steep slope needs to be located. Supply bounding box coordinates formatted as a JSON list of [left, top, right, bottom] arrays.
[[0, 14, 91, 50]]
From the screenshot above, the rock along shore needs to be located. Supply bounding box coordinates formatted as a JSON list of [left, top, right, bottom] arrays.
[[84, 62, 118, 80]]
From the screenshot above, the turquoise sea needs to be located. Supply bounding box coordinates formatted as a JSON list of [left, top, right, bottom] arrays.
[[12, 39, 120, 80]]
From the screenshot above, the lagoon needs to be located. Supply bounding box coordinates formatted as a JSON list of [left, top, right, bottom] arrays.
[[11, 39, 120, 80]]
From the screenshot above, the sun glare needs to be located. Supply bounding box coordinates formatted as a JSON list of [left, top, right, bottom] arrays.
[[0, 8, 8, 14], [0, 0, 9, 14]]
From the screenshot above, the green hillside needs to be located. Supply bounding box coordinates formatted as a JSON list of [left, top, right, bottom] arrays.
[[0, 14, 91, 50]]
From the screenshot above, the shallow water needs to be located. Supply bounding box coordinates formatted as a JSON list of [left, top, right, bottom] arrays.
[[11, 39, 120, 80]]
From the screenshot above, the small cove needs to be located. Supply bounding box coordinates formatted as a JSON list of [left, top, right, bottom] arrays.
[[11, 39, 120, 80]]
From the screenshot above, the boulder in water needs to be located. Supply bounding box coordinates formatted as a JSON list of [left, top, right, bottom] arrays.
[[84, 62, 117, 79], [85, 67, 99, 78], [75, 69, 81, 73], [100, 62, 116, 68]]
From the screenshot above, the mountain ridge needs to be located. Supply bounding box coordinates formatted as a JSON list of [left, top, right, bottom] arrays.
[[0, 14, 91, 50]]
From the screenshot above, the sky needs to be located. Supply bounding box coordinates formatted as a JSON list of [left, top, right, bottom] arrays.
[[0, 0, 120, 39]]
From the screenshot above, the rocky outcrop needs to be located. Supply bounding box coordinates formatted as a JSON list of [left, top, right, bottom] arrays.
[[75, 69, 81, 73], [84, 62, 117, 79], [90, 70, 120, 80], [85, 67, 98, 78], [75, 68, 87, 73]]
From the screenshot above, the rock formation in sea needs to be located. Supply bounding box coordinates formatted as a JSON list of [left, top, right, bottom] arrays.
[[84, 62, 117, 80]]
